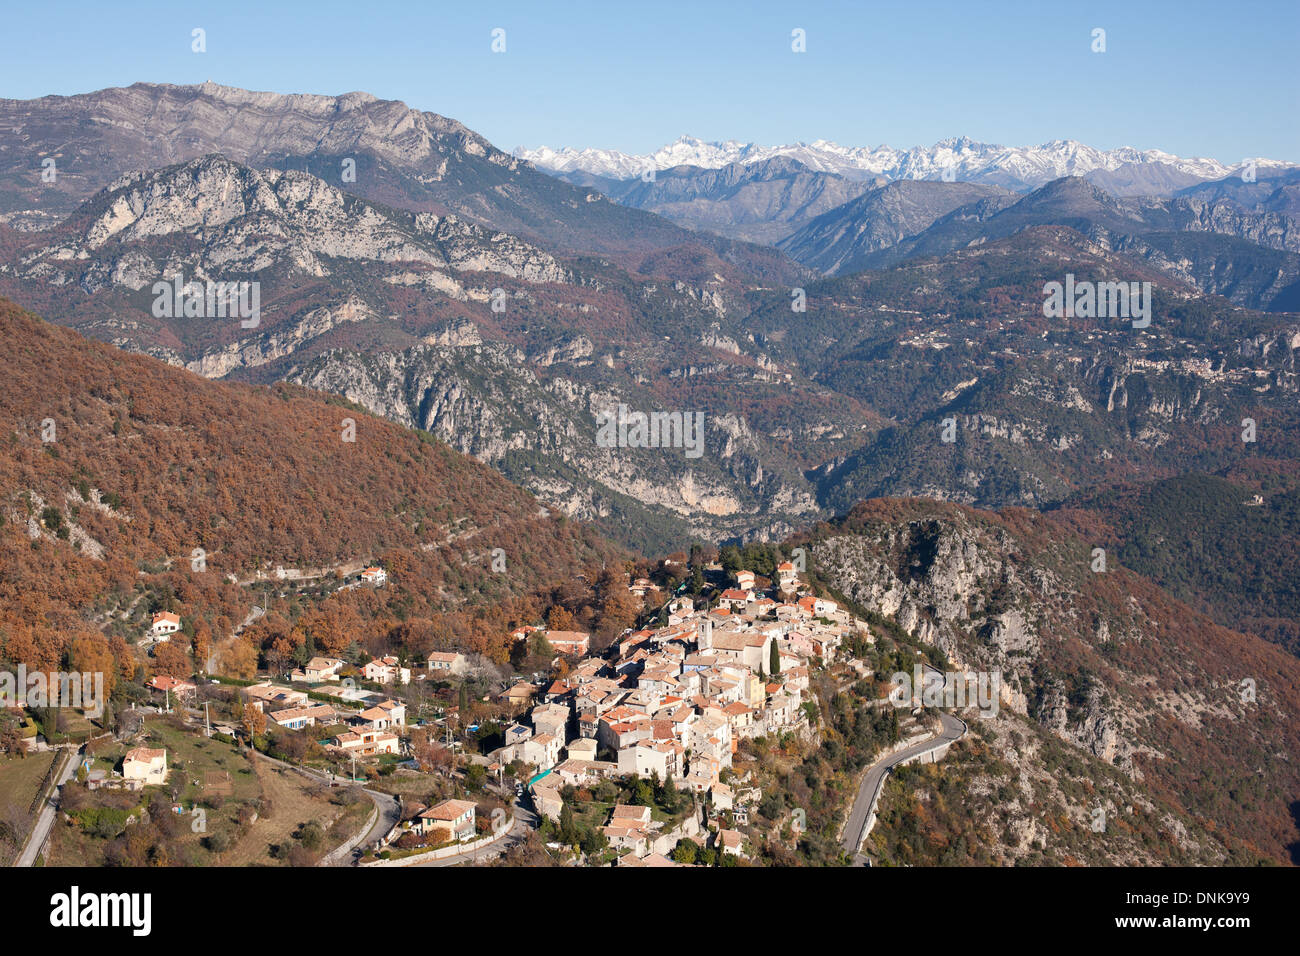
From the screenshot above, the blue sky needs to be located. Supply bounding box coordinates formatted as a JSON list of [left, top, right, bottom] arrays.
[[1, 0, 1295, 161]]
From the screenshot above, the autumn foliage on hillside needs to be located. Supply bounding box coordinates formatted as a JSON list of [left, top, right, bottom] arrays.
[[0, 298, 621, 674]]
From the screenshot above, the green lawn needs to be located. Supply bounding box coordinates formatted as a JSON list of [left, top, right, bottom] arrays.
[[0, 750, 58, 863], [141, 718, 262, 805], [0, 750, 57, 809]]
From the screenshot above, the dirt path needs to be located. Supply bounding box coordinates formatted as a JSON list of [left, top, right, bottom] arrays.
[[233, 557, 371, 587]]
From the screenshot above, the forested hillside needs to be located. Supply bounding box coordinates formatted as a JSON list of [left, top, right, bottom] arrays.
[[1051, 470, 1300, 655], [0, 299, 621, 674]]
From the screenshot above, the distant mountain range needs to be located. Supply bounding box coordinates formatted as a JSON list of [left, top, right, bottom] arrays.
[[516, 134, 1295, 191], [538, 159, 1300, 309], [785, 176, 1300, 309], [2, 82, 1299, 599], [556, 156, 886, 246], [522, 143, 1300, 300], [775, 179, 1010, 273]]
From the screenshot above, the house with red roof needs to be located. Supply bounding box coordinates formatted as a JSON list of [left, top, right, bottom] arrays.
[[147, 675, 195, 700], [149, 611, 181, 639], [417, 799, 477, 842]]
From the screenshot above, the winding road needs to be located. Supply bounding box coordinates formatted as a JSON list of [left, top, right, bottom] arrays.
[[841, 692, 967, 865]]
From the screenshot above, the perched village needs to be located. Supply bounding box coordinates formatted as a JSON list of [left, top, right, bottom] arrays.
[[491, 559, 855, 863], [2, 551, 943, 868]]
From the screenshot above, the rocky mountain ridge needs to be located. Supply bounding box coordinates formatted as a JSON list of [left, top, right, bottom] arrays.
[[785, 176, 1300, 311], [799, 499, 1300, 864], [555, 157, 885, 245], [0, 153, 857, 551], [0, 82, 802, 280]]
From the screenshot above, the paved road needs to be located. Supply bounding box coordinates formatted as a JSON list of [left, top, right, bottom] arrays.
[[15, 747, 79, 867], [351, 788, 402, 858], [247, 751, 536, 866], [415, 795, 538, 867], [841, 704, 966, 865]]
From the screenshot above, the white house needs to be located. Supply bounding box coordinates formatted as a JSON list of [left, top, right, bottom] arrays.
[[718, 589, 754, 613], [355, 703, 406, 731], [716, 828, 747, 857], [360, 566, 387, 585], [618, 740, 682, 780], [268, 704, 336, 730], [332, 728, 399, 756], [710, 782, 734, 811], [376, 698, 406, 727], [502, 722, 533, 756], [299, 657, 345, 682], [530, 703, 570, 740], [565, 738, 599, 762], [363, 656, 411, 685], [798, 596, 838, 618], [522, 732, 564, 771], [149, 612, 181, 639], [602, 804, 654, 858], [122, 747, 168, 786]]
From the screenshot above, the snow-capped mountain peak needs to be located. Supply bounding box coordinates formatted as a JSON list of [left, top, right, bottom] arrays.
[[513, 136, 1269, 189]]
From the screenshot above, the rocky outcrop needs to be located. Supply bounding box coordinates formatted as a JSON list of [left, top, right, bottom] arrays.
[[8, 156, 567, 293], [0, 81, 805, 277], [187, 298, 375, 377], [1036, 680, 1126, 765], [810, 509, 1148, 772], [288, 342, 822, 548]]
